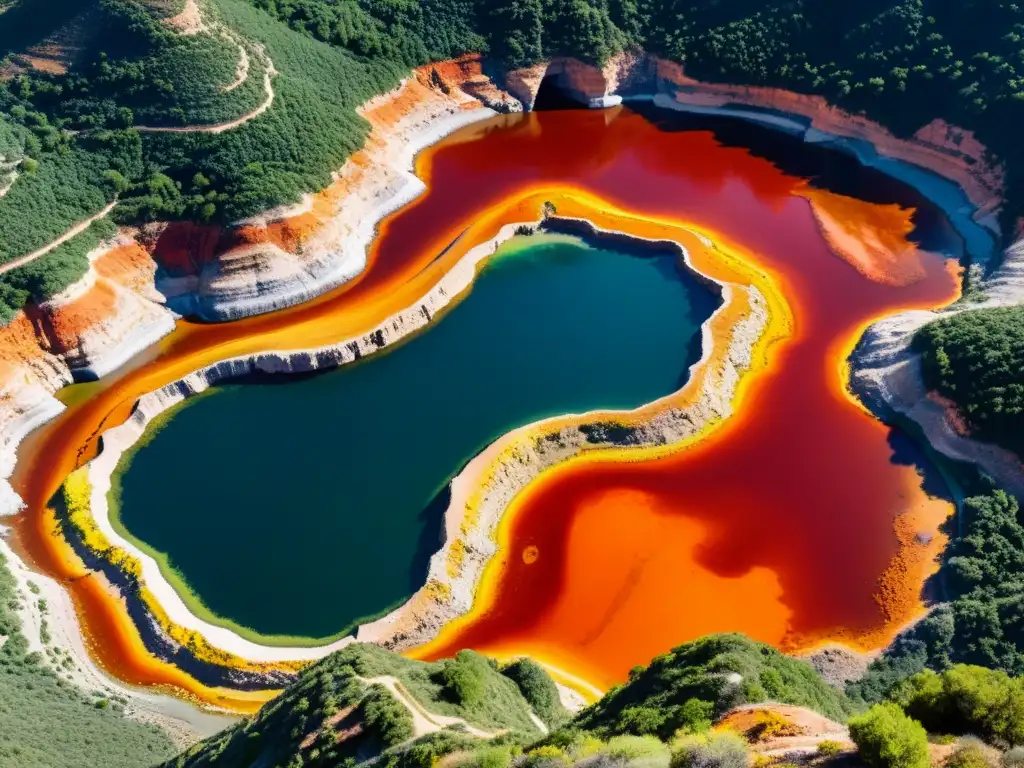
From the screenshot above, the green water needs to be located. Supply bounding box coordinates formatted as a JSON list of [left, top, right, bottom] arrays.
[[116, 235, 719, 642]]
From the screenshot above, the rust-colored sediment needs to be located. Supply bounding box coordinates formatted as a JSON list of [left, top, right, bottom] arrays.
[[9, 106, 961, 707]]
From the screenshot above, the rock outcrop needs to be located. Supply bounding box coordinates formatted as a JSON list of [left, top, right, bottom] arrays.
[[849, 241, 1024, 499]]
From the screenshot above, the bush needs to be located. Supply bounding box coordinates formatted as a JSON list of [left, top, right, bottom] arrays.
[[670, 731, 749, 768], [817, 740, 846, 757], [502, 658, 569, 728], [894, 666, 1024, 748], [602, 734, 671, 764], [946, 738, 997, 768], [361, 684, 415, 748], [441, 651, 489, 707], [848, 703, 929, 768]]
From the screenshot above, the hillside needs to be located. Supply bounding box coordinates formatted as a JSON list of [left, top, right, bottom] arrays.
[[572, 634, 857, 740], [0, 551, 175, 768], [0, 0, 1023, 323], [913, 306, 1024, 458], [168, 630, 1024, 767], [164, 643, 560, 767]]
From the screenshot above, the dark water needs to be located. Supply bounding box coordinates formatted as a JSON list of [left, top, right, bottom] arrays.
[[116, 235, 718, 640]]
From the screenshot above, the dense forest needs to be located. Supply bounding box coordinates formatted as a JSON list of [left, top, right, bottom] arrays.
[[849, 485, 1024, 704], [914, 306, 1024, 458], [2, 0, 1024, 321]]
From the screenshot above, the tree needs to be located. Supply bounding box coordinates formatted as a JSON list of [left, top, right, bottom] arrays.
[[848, 703, 929, 768]]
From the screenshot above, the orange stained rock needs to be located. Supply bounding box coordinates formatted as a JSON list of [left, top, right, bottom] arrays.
[[9, 107, 963, 708]]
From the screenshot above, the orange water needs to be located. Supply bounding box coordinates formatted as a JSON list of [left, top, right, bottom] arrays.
[[10, 107, 961, 705]]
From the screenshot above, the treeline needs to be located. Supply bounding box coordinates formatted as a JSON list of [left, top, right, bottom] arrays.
[[4, 0, 1024, 321], [850, 486, 1024, 704], [914, 306, 1024, 458]]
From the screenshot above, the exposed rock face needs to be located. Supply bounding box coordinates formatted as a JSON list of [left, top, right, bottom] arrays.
[[848, 241, 1024, 499], [153, 67, 500, 321], [502, 50, 652, 109], [0, 240, 174, 513]]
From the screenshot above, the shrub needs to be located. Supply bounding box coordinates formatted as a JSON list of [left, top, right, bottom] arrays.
[[670, 731, 750, 768], [817, 740, 846, 757], [441, 651, 489, 707], [502, 658, 569, 728], [602, 734, 671, 764], [894, 666, 1024, 748], [946, 738, 997, 768], [361, 684, 415, 747], [526, 744, 568, 766], [848, 703, 929, 768], [1004, 748, 1024, 768]]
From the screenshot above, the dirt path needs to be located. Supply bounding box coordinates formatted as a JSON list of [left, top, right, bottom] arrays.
[[0, 199, 117, 275], [219, 33, 250, 94], [357, 675, 506, 740], [0, 171, 16, 200], [165, 0, 205, 35], [134, 50, 276, 135]]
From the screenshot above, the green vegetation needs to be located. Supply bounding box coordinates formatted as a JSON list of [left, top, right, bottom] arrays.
[[892, 666, 1024, 748], [165, 643, 550, 767], [2, 0, 1024, 324], [914, 306, 1024, 458], [500, 658, 570, 729], [848, 703, 930, 768], [945, 738, 997, 768], [670, 730, 749, 768], [850, 487, 1024, 703], [0, 550, 175, 767], [572, 634, 855, 740]]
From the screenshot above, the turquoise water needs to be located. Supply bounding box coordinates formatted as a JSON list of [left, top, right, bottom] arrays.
[[115, 235, 719, 641]]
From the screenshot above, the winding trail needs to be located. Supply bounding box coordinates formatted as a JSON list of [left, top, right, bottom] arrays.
[[356, 675, 508, 740], [0, 199, 117, 275], [219, 34, 250, 94], [133, 50, 276, 135], [0, 171, 16, 200]]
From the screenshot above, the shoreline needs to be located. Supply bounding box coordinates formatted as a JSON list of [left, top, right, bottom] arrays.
[[67, 207, 781, 670]]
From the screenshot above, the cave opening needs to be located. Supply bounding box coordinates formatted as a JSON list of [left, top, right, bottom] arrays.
[[532, 72, 588, 111]]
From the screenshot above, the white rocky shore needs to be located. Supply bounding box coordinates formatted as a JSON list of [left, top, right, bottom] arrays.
[[849, 240, 1024, 499]]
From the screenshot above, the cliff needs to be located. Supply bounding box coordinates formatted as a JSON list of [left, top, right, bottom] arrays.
[[0, 240, 174, 513]]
